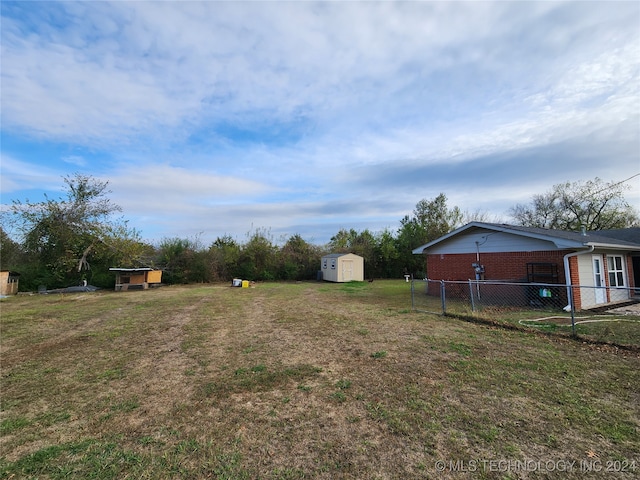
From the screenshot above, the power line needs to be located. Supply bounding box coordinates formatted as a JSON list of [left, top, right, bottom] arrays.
[[589, 173, 640, 196], [609, 172, 640, 189]]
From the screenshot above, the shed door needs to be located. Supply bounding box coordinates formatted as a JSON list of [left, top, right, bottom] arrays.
[[342, 260, 353, 282], [592, 256, 606, 304]]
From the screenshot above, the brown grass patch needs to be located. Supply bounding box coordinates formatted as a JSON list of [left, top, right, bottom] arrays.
[[1, 281, 638, 478]]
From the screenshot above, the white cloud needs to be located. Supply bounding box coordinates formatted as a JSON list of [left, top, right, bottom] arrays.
[[62, 155, 87, 167], [106, 163, 272, 206], [0, 154, 62, 194], [0, 2, 592, 145], [1, 1, 638, 244]]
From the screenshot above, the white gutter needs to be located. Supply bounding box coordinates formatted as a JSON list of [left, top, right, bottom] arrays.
[[563, 245, 595, 311]]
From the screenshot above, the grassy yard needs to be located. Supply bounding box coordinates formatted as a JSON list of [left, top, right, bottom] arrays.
[[455, 305, 640, 348], [413, 292, 640, 347], [1, 280, 638, 479]]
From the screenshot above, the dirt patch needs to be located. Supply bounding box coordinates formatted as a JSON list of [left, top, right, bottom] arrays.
[[113, 297, 213, 423]]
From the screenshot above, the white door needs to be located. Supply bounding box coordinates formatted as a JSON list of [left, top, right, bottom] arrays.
[[342, 260, 353, 282], [592, 256, 606, 304]]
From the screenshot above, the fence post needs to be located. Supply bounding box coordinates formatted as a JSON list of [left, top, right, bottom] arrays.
[[440, 280, 446, 314], [468, 279, 476, 312], [410, 278, 415, 311], [569, 287, 576, 337]]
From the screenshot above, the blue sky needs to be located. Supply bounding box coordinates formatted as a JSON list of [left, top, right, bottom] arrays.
[[1, 1, 639, 246]]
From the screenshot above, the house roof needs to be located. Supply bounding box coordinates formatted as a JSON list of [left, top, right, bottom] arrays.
[[412, 222, 640, 254], [593, 227, 640, 244]]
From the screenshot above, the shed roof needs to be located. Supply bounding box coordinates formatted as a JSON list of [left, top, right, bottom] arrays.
[[109, 267, 156, 272], [322, 253, 363, 259], [412, 222, 640, 254]]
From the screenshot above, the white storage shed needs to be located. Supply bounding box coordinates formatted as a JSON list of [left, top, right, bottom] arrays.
[[320, 253, 364, 282]]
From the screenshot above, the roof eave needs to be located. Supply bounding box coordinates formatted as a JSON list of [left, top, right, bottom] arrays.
[[411, 222, 640, 254], [586, 242, 640, 251], [411, 222, 482, 254]]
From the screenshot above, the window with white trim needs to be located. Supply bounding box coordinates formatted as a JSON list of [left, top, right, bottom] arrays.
[[607, 255, 626, 287]]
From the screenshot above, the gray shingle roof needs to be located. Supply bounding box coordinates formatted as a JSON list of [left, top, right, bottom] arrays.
[[593, 227, 640, 244], [322, 253, 360, 258], [412, 222, 640, 254], [483, 223, 640, 248]]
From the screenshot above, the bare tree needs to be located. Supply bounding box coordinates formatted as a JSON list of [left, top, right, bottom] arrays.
[[509, 177, 639, 230]]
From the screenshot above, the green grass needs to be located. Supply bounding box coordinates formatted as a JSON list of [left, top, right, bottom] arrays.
[[370, 350, 387, 359], [1, 281, 638, 479], [432, 298, 640, 347]]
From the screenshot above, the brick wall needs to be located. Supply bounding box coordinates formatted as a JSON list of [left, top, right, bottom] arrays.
[[424, 250, 572, 282], [626, 255, 636, 291], [568, 255, 582, 309]]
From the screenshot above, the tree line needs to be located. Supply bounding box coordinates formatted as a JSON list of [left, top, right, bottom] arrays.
[[1, 174, 637, 291]]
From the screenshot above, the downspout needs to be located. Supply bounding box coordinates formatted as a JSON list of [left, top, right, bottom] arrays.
[[563, 245, 594, 311]]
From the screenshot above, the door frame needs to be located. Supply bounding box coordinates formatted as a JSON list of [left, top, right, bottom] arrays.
[[592, 255, 606, 304]]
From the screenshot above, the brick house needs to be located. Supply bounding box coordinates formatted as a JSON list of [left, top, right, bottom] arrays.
[[412, 223, 640, 310]]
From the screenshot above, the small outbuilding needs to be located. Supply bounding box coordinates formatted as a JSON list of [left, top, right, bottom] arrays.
[[320, 253, 364, 282], [109, 268, 163, 291], [0, 270, 20, 295]]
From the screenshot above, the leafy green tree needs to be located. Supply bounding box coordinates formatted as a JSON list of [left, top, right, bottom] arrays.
[[395, 218, 425, 276], [509, 177, 639, 230], [396, 193, 463, 276], [372, 228, 400, 278], [278, 234, 322, 280], [156, 236, 210, 284], [327, 228, 354, 252], [209, 235, 241, 281], [351, 229, 376, 259], [412, 193, 463, 239], [327, 228, 378, 278], [8, 174, 141, 289], [327, 228, 373, 256], [237, 228, 277, 280], [0, 226, 24, 271]]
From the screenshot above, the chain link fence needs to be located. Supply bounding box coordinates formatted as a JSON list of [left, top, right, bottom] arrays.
[[411, 279, 640, 347]]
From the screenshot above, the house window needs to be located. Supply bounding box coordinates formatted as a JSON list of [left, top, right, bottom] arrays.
[[607, 255, 625, 287]]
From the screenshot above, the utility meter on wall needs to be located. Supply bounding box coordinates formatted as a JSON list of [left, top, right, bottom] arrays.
[[472, 263, 485, 280], [471, 263, 485, 274]]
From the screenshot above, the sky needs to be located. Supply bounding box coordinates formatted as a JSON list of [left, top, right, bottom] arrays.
[[1, 1, 639, 246]]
